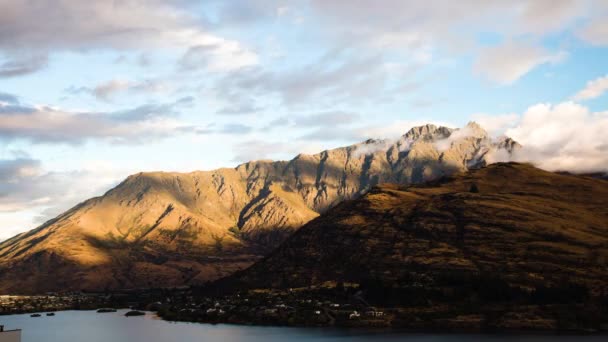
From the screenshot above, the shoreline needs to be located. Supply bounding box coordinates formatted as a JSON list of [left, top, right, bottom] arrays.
[[4, 306, 607, 334]]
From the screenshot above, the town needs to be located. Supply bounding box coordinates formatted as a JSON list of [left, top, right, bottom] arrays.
[[0, 284, 392, 328]]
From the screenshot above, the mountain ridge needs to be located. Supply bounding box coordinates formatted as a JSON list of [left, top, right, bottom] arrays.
[[218, 162, 608, 293], [0, 122, 521, 294]]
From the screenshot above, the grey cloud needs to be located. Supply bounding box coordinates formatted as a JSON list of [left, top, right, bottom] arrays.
[[216, 96, 263, 115], [177, 42, 257, 72], [262, 116, 291, 130], [308, 0, 593, 48], [179, 45, 218, 70], [70, 79, 173, 102], [0, 1, 257, 76], [108, 97, 193, 122], [0, 92, 19, 104], [0, 1, 198, 50], [215, 50, 410, 108], [294, 111, 359, 127], [0, 104, 36, 114], [0, 96, 204, 144], [0, 54, 48, 78], [578, 15, 608, 46], [220, 123, 253, 135], [211, 1, 278, 26]]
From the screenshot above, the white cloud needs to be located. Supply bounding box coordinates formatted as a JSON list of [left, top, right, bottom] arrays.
[[434, 123, 488, 152], [178, 42, 258, 72], [506, 102, 608, 172], [352, 139, 394, 157], [474, 41, 566, 85], [572, 74, 608, 101]]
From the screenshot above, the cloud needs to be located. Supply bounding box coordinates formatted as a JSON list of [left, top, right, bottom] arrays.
[[216, 95, 263, 115], [434, 123, 488, 152], [513, 0, 587, 35], [215, 50, 413, 109], [93, 80, 132, 101], [572, 74, 608, 101], [506, 102, 608, 173], [178, 43, 258, 72], [0, 158, 51, 212], [294, 111, 359, 127], [578, 15, 608, 46], [0, 1, 258, 76], [0, 91, 19, 104], [0, 157, 129, 239], [352, 139, 395, 157], [0, 97, 204, 144], [0, 54, 48, 78], [307, 0, 593, 56], [70, 78, 172, 102], [474, 41, 566, 85], [220, 123, 253, 135]]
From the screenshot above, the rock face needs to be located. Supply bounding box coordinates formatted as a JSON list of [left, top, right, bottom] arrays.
[[221, 163, 608, 300], [0, 123, 519, 294]]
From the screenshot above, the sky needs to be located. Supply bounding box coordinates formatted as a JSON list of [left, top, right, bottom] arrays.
[[1, 0, 608, 240]]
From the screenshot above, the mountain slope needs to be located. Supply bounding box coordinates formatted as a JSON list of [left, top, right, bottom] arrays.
[[222, 163, 608, 297], [0, 123, 519, 294]]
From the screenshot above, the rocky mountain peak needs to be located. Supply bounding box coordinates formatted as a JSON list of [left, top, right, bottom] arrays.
[[0, 122, 522, 294]]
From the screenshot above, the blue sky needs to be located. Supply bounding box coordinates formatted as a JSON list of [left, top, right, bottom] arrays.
[[1, 0, 608, 239]]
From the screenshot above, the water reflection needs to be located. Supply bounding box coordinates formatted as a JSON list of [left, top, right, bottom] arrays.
[[0, 310, 606, 342]]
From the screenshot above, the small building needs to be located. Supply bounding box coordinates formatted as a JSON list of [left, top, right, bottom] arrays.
[[0, 325, 21, 342], [364, 310, 384, 318]]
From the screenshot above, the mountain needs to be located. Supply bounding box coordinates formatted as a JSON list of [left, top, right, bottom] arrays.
[[219, 163, 608, 307], [0, 123, 519, 294]]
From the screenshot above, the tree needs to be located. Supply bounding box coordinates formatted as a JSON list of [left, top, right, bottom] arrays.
[[469, 183, 479, 193]]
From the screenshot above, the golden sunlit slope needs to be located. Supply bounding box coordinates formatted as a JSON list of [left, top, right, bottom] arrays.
[[0, 123, 518, 294]]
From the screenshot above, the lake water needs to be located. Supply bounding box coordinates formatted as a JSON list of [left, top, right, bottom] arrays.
[[0, 309, 606, 342]]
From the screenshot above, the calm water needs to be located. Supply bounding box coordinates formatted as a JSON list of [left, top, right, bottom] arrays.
[[0, 309, 605, 342]]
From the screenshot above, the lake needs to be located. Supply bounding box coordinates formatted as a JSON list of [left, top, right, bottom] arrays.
[[0, 310, 606, 342]]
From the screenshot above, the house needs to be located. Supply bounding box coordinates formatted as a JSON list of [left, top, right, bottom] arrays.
[[0, 325, 21, 342], [364, 310, 384, 318]]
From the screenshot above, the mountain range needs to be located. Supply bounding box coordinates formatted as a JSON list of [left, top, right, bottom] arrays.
[[0, 122, 519, 294], [211, 162, 608, 330], [223, 163, 608, 292]]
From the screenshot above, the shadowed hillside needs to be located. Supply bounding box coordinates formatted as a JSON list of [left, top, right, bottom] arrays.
[[220, 163, 608, 305]]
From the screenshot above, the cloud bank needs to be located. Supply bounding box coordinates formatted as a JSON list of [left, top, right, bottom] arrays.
[[506, 102, 608, 173]]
